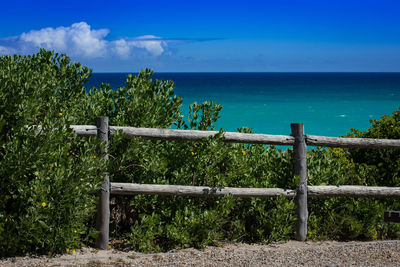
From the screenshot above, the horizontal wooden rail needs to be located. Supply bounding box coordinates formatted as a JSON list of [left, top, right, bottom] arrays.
[[28, 125, 99, 137], [308, 185, 400, 198], [110, 183, 296, 197], [68, 125, 400, 148], [110, 126, 295, 145], [71, 125, 97, 136], [306, 135, 400, 149], [110, 183, 400, 198], [68, 125, 294, 145]]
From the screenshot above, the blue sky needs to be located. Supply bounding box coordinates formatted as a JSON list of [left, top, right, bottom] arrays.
[[1, 0, 399, 72]]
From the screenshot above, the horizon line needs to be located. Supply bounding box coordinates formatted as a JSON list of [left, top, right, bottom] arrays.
[[91, 71, 400, 74]]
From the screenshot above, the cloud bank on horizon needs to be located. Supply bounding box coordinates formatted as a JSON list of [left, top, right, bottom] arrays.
[[0, 22, 167, 58]]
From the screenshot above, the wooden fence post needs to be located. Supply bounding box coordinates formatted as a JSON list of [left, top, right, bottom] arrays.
[[291, 123, 308, 241], [95, 116, 110, 249]]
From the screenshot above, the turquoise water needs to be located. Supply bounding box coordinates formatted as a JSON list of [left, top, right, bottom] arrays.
[[87, 73, 400, 137]]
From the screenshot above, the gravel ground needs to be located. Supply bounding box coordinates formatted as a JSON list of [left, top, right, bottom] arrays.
[[1, 240, 400, 266]]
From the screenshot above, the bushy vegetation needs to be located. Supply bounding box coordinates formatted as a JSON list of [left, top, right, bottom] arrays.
[[0, 50, 104, 256], [1, 49, 400, 256], [307, 148, 400, 241]]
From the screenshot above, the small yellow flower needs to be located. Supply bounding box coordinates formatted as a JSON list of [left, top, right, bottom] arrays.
[[41, 202, 46, 207], [378, 225, 382, 229], [72, 249, 76, 254], [73, 229, 77, 233], [194, 144, 198, 148], [66, 152, 70, 156], [191, 152, 195, 156], [58, 112, 63, 116], [242, 150, 246, 156], [93, 155, 97, 159], [66, 248, 70, 253]]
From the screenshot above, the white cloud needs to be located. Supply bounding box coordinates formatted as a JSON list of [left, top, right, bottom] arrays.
[[128, 35, 166, 56], [112, 39, 131, 58], [20, 22, 109, 58], [111, 35, 167, 58], [0, 22, 168, 58]]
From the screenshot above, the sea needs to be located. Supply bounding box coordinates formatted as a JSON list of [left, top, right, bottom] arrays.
[[86, 73, 400, 138]]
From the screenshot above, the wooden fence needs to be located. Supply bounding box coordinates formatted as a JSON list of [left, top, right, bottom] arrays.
[[70, 117, 400, 249]]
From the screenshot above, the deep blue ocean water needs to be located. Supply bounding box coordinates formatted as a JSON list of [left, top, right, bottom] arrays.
[[86, 73, 400, 137]]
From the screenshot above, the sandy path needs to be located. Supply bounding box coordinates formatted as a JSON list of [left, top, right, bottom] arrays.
[[1, 240, 400, 266]]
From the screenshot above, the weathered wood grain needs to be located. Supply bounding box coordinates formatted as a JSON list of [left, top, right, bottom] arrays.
[[308, 185, 400, 198], [291, 123, 308, 242], [95, 117, 110, 250], [49, 126, 400, 149], [306, 135, 400, 149], [110, 184, 400, 198], [70, 125, 97, 136], [109, 126, 295, 145], [110, 183, 296, 198]]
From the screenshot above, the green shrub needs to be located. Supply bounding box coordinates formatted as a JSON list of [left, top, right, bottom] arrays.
[[306, 144, 400, 241], [0, 50, 103, 256], [347, 108, 400, 186]]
